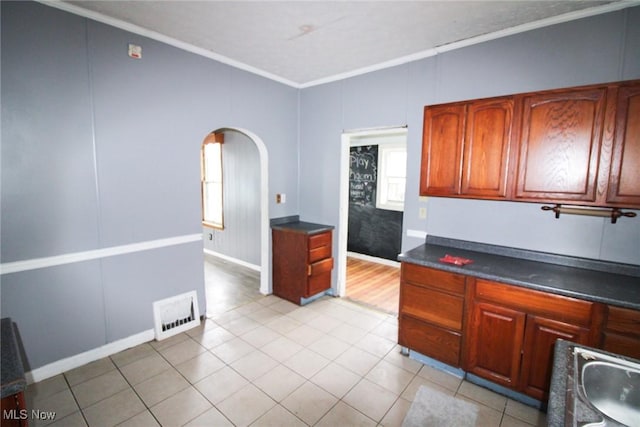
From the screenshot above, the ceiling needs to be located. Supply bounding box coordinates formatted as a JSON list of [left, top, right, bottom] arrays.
[[52, 0, 636, 87]]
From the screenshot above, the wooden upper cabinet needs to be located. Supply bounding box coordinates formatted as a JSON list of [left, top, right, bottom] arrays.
[[514, 87, 607, 203], [606, 83, 640, 206], [462, 98, 513, 197], [419, 80, 640, 208], [420, 104, 465, 195], [420, 98, 514, 198]]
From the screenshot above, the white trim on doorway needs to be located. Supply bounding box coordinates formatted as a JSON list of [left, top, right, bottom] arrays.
[[213, 127, 270, 295], [337, 126, 408, 297]]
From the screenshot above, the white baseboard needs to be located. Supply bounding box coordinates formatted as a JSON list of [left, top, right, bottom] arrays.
[[25, 329, 155, 384], [347, 251, 400, 268], [203, 248, 261, 272]]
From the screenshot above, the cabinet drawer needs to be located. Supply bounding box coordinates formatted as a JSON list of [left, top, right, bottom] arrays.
[[606, 305, 640, 336], [399, 315, 461, 367], [474, 279, 593, 326], [309, 245, 331, 263], [401, 282, 464, 331], [309, 258, 333, 276], [309, 232, 331, 249], [401, 263, 465, 295]]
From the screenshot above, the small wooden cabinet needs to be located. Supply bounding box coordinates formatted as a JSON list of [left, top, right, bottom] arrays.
[[602, 304, 640, 359], [398, 264, 467, 367], [420, 79, 640, 209], [272, 225, 333, 305], [420, 97, 513, 199]]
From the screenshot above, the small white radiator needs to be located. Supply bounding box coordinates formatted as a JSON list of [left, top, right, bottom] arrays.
[[153, 291, 200, 340]]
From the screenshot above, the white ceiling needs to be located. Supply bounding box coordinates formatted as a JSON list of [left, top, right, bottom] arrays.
[[51, 0, 636, 87]]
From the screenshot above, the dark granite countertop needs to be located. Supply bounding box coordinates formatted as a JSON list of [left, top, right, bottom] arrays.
[[398, 236, 640, 310], [271, 220, 334, 235], [1, 318, 26, 398]]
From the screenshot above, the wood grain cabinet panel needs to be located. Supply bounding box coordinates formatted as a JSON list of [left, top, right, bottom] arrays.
[[467, 301, 525, 389], [515, 87, 607, 203], [420, 104, 465, 195], [519, 315, 589, 400], [462, 98, 514, 198], [399, 315, 462, 367], [420, 98, 514, 199], [602, 305, 640, 359], [607, 83, 640, 206]]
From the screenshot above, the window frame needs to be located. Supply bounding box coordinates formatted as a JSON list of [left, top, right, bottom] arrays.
[[201, 132, 225, 229], [375, 142, 407, 212]]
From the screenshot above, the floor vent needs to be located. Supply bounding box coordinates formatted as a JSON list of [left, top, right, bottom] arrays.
[[153, 291, 200, 341]]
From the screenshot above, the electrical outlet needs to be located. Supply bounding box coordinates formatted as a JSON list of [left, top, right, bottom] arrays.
[[419, 207, 427, 219]]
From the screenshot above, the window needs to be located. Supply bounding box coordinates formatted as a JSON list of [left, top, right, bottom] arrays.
[[376, 143, 407, 211], [201, 132, 224, 229]]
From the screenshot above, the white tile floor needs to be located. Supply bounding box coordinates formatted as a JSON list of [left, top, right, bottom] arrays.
[[24, 259, 548, 426]]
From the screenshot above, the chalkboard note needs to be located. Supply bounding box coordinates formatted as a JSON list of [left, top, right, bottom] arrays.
[[349, 145, 377, 206]]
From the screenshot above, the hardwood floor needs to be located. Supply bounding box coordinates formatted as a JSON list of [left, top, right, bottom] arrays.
[[346, 256, 400, 314]]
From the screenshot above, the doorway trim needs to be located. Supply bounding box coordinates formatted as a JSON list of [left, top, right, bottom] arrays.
[[212, 127, 270, 295], [337, 126, 408, 297]]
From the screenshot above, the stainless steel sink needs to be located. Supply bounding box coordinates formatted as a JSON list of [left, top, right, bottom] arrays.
[[571, 346, 640, 427]]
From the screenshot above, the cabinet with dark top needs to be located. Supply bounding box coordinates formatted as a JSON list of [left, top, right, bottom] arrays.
[[398, 264, 468, 367], [272, 222, 334, 305]]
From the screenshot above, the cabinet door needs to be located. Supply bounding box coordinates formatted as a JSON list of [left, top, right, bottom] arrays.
[[467, 302, 525, 388], [607, 83, 640, 206], [462, 98, 513, 198], [420, 104, 465, 195], [602, 305, 640, 359], [519, 315, 589, 400], [515, 87, 607, 202]]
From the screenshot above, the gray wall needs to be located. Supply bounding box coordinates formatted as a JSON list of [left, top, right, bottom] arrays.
[[299, 6, 640, 273], [203, 131, 261, 266], [1, 1, 298, 370]]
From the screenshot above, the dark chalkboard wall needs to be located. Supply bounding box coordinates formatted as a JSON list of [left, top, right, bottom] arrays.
[[348, 145, 403, 261], [349, 146, 377, 207]]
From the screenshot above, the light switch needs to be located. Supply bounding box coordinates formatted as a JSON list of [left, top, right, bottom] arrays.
[[419, 207, 427, 219]]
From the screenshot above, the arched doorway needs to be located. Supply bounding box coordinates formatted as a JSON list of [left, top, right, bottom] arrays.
[[201, 127, 270, 303]]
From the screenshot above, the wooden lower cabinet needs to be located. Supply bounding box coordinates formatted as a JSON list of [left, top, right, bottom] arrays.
[[467, 302, 525, 389], [272, 227, 333, 305], [398, 263, 466, 367], [467, 279, 598, 401], [519, 315, 589, 400], [398, 262, 640, 403]]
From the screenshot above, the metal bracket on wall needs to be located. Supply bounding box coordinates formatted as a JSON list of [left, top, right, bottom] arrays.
[[541, 204, 637, 224]]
